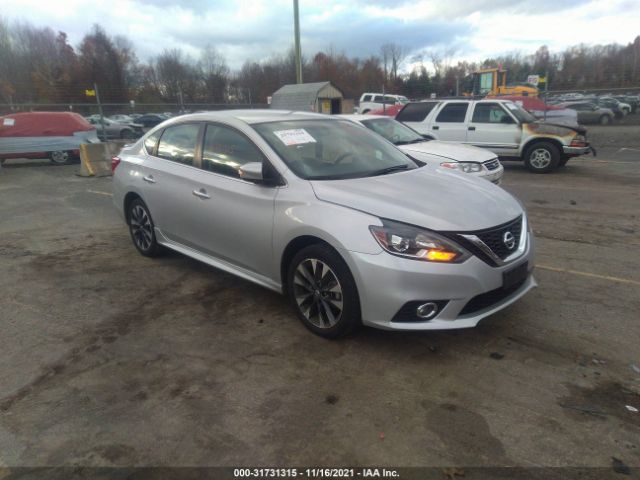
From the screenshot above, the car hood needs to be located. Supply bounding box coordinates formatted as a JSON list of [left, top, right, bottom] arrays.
[[398, 140, 497, 163], [527, 121, 586, 136], [310, 166, 522, 231]]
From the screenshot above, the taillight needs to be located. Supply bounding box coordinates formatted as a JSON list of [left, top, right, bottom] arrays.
[[111, 156, 121, 172]]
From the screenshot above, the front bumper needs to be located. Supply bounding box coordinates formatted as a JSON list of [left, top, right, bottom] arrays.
[[563, 145, 591, 156], [345, 232, 536, 330], [476, 164, 504, 184]]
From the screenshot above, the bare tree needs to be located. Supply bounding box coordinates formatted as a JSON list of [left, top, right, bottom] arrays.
[[199, 45, 229, 103]]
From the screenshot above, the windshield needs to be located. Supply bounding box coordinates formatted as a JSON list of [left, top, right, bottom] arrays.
[[503, 102, 536, 123], [360, 117, 424, 145], [254, 119, 417, 180], [398, 96, 409, 104]]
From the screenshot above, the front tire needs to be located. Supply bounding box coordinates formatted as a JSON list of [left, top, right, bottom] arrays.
[[599, 114, 611, 125], [49, 150, 71, 165], [127, 198, 161, 257], [524, 141, 560, 173], [287, 244, 361, 338]]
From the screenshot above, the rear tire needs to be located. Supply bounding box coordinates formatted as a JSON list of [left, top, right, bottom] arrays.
[[599, 114, 611, 125], [287, 244, 361, 338], [120, 129, 135, 140], [127, 198, 161, 257], [524, 141, 560, 174]]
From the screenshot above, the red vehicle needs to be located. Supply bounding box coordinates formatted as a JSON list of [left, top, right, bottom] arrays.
[[368, 104, 404, 117], [0, 112, 99, 165]]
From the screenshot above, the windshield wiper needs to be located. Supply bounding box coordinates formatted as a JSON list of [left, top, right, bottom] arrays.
[[395, 138, 424, 145], [368, 164, 409, 176]]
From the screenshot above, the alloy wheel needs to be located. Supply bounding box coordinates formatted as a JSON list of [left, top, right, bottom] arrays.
[[529, 148, 551, 169], [293, 258, 343, 328], [50, 151, 69, 164], [130, 204, 153, 251]]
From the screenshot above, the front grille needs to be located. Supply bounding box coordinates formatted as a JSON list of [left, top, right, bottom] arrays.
[[459, 278, 526, 316], [474, 216, 522, 261], [483, 158, 501, 171]]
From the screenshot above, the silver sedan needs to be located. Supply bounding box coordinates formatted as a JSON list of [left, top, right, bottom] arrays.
[[112, 110, 536, 338]]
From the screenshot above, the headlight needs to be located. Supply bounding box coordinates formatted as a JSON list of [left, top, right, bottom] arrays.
[[440, 162, 483, 173], [369, 220, 468, 262]]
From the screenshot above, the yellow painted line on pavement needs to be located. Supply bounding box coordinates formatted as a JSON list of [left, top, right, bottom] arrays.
[[536, 264, 640, 287], [87, 189, 113, 197]]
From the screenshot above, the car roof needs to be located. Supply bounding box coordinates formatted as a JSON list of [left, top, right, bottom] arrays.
[[162, 109, 332, 125]]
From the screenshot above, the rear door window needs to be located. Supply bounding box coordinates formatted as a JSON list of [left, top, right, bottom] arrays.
[[396, 102, 439, 122], [156, 123, 200, 166], [435, 103, 469, 123]]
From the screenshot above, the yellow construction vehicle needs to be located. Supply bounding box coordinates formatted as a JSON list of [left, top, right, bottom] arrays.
[[467, 68, 539, 97]]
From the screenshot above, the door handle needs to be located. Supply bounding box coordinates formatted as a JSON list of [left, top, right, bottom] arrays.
[[142, 175, 156, 184], [192, 188, 210, 199], [432, 125, 439, 130], [468, 126, 476, 131]]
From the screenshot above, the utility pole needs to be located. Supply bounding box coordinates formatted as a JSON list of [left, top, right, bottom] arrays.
[[94, 83, 107, 142], [293, 0, 303, 84]]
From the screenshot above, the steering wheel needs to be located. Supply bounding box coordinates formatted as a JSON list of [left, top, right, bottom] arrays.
[[334, 152, 357, 164]]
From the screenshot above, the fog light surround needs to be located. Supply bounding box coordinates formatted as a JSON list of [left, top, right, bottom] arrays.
[[416, 302, 439, 320]]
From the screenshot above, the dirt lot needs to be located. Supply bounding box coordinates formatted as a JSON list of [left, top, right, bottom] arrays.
[[1, 126, 639, 475]]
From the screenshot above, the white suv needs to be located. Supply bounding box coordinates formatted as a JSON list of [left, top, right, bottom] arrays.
[[357, 93, 409, 114], [396, 99, 593, 173]]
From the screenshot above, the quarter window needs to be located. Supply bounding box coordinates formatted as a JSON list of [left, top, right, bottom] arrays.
[[202, 124, 264, 178], [156, 124, 200, 166], [472, 103, 512, 123], [435, 103, 469, 123], [144, 131, 161, 155], [396, 102, 439, 122]]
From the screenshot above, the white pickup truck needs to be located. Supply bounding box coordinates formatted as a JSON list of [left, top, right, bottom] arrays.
[[396, 98, 593, 173]]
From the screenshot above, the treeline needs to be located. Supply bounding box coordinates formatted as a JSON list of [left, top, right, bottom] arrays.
[[1, 18, 639, 107]]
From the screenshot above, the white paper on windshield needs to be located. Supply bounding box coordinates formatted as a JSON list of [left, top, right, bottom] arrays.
[[3, 118, 15, 126], [273, 129, 316, 146]]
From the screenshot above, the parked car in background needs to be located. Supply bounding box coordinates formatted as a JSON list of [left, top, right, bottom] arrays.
[[113, 110, 535, 338], [367, 104, 404, 117], [86, 117, 143, 140], [595, 97, 629, 118], [496, 95, 578, 126], [612, 95, 638, 113], [340, 114, 504, 184], [396, 99, 592, 173], [0, 112, 98, 165], [110, 114, 135, 123], [561, 102, 615, 125], [357, 93, 409, 114], [135, 114, 167, 128]]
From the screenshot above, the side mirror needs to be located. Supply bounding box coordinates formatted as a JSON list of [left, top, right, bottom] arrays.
[[238, 162, 264, 182]]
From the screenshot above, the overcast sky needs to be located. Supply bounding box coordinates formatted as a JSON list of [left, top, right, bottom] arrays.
[[2, 0, 639, 70]]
